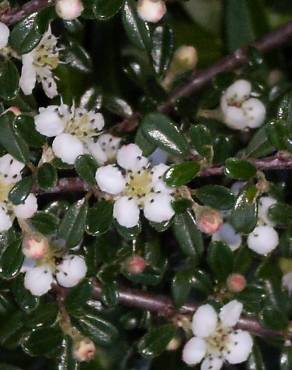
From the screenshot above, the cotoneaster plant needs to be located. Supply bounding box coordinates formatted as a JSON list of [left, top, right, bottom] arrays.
[[0, 1, 290, 370]]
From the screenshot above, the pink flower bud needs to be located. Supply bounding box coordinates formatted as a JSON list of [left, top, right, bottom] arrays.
[[197, 209, 223, 234], [73, 338, 96, 362], [7, 106, 21, 116], [126, 255, 147, 274], [22, 233, 49, 260], [227, 273, 247, 293], [173, 46, 198, 71], [137, 0, 167, 23], [55, 0, 84, 20]]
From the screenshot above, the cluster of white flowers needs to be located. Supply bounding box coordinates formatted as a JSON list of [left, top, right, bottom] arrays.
[[182, 300, 253, 369], [0, 154, 37, 232], [95, 143, 175, 228], [137, 0, 166, 23], [34, 103, 105, 164], [220, 80, 266, 130]]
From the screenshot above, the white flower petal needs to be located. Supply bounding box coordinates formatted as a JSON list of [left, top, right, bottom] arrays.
[[242, 98, 266, 128], [224, 79, 252, 104], [247, 225, 279, 255], [113, 196, 140, 228], [143, 193, 174, 223], [20, 257, 36, 273], [19, 53, 37, 96], [24, 266, 54, 296], [201, 356, 223, 370], [41, 74, 58, 99], [219, 300, 243, 327], [0, 203, 12, 232], [35, 108, 65, 137], [14, 194, 38, 219], [52, 133, 84, 164], [56, 255, 87, 288], [282, 272, 292, 296], [86, 140, 107, 165], [0, 22, 10, 49], [151, 163, 171, 193], [182, 337, 207, 366], [137, 0, 167, 23], [258, 196, 277, 226], [0, 154, 25, 184], [95, 165, 125, 195], [55, 0, 84, 20], [212, 223, 242, 251], [117, 144, 148, 171], [192, 304, 218, 338], [221, 105, 248, 130], [225, 330, 253, 364]]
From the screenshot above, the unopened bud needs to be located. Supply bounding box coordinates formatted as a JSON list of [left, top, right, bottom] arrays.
[[197, 208, 223, 234], [166, 337, 181, 351], [7, 106, 21, 116], [227, 273, 247, 293], [22, 233, 49, 259], [137, 0, 166, 23], [125, 255, 147, 274], [55, 0, 84, 20], [173, 46, 198, 72], [73, 338, 96, 362]]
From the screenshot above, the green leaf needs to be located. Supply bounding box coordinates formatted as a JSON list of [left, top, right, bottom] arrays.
[[171, 269, 194, 308], [26, 302, 58, 329], [12, 274, 39, 313], [280, 347, 292, 370], [260, 305, 289, 331], [138, 324, 176, 358], [0, 60, 19, 100], [73, 307, 118, 346], [225, 158, 256, 180], [75, 155, 98, 186], [0, 112, 30, 163], [140, 113, 189, 157], [266, 119, 289, 150], [268, 203, 292, 225], [86, 201, 113, 236], [208, 241, 234, 282], [52, 337, 79, 370], [244, 125, 275, 158], [151, 24, 174, 76], [8, 176, 33, 205], [0, 311, 25, 347], [65, 279, 93, 316], [189, 124, 213, 158], [0, 238, 24, 280], [103, 95, 133, 118], [15, 114, 46, 148], [94, 0, 124, 20], [58, 200, 88, 248], [122, 0, 151, 51], [195, 185, 235, 210], [30, 211, 59, 235], [247, 343, 266, 370], [164, 162, 200, 187], [22, 327, 63, 357], [231, 187, 258, 233], [172, 211, 203, 261], [37, 163, 57, 190]]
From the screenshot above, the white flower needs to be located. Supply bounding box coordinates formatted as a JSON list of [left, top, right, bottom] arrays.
[[34, 104, 104, 164], [258, 196, 277, 226], [55, 0, 84, 20], [220, 80, 266, 130], [85, 134, 121, 165], [137, 0, 167, 23], [23, 254, 87, 296], [14, 194, 38, 219], [247, 225, 279, 255], [282, 272, 292, 296], [182, 300, 253, 369], [212, 223, 242, 251], [19, 27, 60, 98], [95, 144, 175, 228], [0, 22, 10, 49]]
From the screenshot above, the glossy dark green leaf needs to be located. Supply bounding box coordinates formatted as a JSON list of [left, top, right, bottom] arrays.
[[140, 113, 189, 157], [0, 112, 30, 163], [171, 269, 193, 308], [115, 222, 141, 240], [122, 0, 151, 51], [236, 284, 266, 313], [65, 279, 93, 316], [52, 337, 79, 370], [75, 155, 98, 186], [231, 187, 258, 233], [26, 302, 58, 329], [31, 211, 59, 235], [22, 327, 63, 357], [225, 158, 256, 180], [103, 95, 133, 118], [164, 162, 200, 187], [37, 163, 57, 190], [268, 203, 292, 225], [86, 201, 113, 236], [12, 274, 39, 313], [138, 324, 176, 358], [58, 200, 88, 248], [266, 120, 289, 150], [189, 124, 212, 157], [0, 238, 24, 280], [94, 0, 124, 20], [247, 343, 266, 370], [0, 311, 25, 346], [208, 241, 234, 282], [0, 60, 19, 100], [151, 24, 174, 76], [277, 92, 292, 125], [8, 176, 33, 205], [244, 126, 275, 158], [172, 198, 192, 214], [260, 305, 289, 331], [195, 185, 235, 210], [280, 347, 292, 370], [15, 114, 46, 148], [172, 211, 203, 261], [62, 43, 92, 74]]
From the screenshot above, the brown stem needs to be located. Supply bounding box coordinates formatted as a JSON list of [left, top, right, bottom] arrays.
[[0, 0, 54, 26], [92, 281, 289, 339]]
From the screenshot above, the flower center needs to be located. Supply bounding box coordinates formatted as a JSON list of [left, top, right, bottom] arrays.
[[125, 170, 152, 199], [34, 34, 59, 70], [0, 181, 12, 202], [206, 325, 232, 356], [66, 112, 100, 139]]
